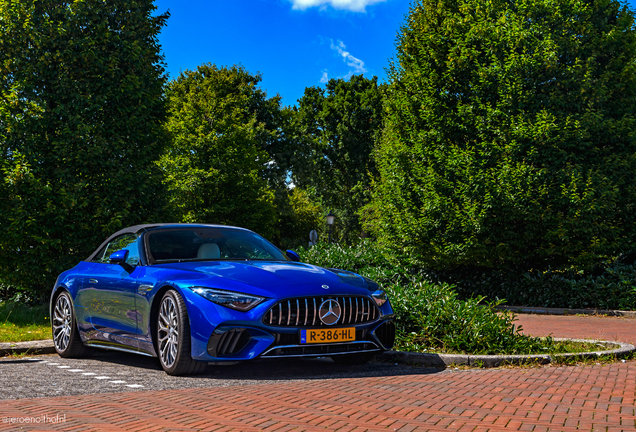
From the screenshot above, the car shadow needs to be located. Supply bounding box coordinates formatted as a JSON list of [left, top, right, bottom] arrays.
[[79, 349, 445, 380]]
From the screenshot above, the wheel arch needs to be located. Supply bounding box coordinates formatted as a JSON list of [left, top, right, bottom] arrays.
[[149, 284, 183, 353], [49, 285, 72, 327]]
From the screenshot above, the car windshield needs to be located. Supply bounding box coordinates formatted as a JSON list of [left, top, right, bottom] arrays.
[[146, 228, 288, 263]]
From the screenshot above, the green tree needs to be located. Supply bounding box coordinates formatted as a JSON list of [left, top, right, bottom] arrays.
[[292, 75, 385, 243], [374, 0, 636, 270], [276, 188, 324, 249], [0, 0, 169, 295], [159, 64, 278, 237]]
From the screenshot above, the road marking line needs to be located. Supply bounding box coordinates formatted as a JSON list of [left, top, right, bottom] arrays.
[[47, 363, 59, 365], [94, 376, 111, 380], [68, 369, 84, 372], [126, 384, 144, 388], [82, 373, 96, 376], [109, 380, 127, 384], [57, 366, 71, 368]]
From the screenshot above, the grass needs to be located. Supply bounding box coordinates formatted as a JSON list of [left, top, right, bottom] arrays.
[[0, 301, 51, 343]]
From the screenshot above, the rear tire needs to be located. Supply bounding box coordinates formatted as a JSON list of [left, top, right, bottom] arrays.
[[52, 291, 89, 358], [331, 352, 376, 365], [156, 290, 206, 376]]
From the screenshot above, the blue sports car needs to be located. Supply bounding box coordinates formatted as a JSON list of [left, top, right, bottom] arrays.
[[50, 224, 396, 375]]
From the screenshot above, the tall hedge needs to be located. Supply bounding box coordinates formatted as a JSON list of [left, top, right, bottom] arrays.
[[0, 0, 169, 294], [373, 0, 636, 270]]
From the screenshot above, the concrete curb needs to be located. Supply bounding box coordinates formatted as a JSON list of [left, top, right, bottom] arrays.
[[496, 305, 636, 319], [376, 338, 635, 368], [0, 339, 56, 356], [3, 338, 635, 368]]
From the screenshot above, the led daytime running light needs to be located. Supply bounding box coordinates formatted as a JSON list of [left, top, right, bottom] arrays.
[[191, 287, 264, 311], [372, 290, 388, 307]]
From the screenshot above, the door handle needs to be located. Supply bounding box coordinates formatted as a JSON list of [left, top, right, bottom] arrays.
[[89, 279, 98, 284]]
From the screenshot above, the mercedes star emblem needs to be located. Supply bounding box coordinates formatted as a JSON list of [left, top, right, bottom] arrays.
[[319, 299, 341, 326], [321, 284, 329, 290]]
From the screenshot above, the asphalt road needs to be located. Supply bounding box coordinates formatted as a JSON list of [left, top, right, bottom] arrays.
[[0, 350, 441, 400]]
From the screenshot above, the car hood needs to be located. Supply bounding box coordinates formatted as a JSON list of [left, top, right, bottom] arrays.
[[153, 260, 371, 297]]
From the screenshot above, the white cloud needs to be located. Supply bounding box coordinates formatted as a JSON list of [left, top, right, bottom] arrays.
[[330, 40, 367, 74], [320, 70, 329, 83], [289, 0, 386, 12]]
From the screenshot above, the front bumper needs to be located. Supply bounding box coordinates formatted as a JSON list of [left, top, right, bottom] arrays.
[[182, 287, 396, 362], [201, 319, 396, 362]]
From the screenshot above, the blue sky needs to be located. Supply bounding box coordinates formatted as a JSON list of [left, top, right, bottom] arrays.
[[153, 0, 412, 106], [154, 0, 636, 107]]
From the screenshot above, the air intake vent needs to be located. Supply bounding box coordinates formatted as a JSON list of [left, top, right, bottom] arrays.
[[207, 328, 251, 357], [374, 320, 396, 350], [263, 296, 378, 327]]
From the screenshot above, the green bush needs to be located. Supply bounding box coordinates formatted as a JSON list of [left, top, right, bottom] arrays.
[[437, 263, 636, 311], [0, 0, 169, 296], [386, 282, 545, 355], [373, 0, 636, 271], [298, 241, 546, 355]]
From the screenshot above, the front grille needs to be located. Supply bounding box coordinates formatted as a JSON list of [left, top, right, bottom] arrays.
[[263, 296, 378, 327]]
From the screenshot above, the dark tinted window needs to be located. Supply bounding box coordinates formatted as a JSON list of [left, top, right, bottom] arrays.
[[147, 228, 287, 262]]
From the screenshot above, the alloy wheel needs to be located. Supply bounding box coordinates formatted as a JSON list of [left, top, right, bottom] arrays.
[[52, 294, 72, 352], [158, 296, 179, 368]]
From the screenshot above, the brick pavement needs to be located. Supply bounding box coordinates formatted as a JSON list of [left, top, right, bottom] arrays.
[[1, 313, 635, 432], [513, 314, 636, 345], [1, 361, 635, 431]]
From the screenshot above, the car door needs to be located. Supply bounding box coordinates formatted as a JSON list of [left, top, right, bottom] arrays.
[[80, 234, 142, 344]]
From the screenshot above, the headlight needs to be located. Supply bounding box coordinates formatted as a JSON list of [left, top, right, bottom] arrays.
[[371, 290, 388, 307], [191, 287, 265, 311]]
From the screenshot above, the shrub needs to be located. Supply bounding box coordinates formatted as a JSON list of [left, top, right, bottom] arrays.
[[298, 241, 546, 355], [437, 263, 636, 311], [0, 0, 169, 296], [386, 282, 545, 355], [373, 0, 636, 271]]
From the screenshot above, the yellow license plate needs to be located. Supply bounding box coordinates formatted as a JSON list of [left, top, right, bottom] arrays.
[[300, 328, 355, 344]]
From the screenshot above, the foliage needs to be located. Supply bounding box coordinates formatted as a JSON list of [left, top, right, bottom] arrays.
[[290, 75, 385, 243], [275, 188, 324, 250], [373, 0, 636, 271], [435, 262, 636, 311], [0, 0, 169, 295], [302, 239, 636, 311], [159, 64, 278, 237], [387, 282, 546, 355], [298, 241, 547, 355]]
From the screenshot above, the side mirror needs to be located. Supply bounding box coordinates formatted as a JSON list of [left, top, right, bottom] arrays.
[[286, 250, 300, 262], [109, 249, 134, 273], [109, 249, 129, 264]]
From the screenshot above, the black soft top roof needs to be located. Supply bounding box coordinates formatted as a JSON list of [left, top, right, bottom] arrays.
[[85, 223, 250, 261]]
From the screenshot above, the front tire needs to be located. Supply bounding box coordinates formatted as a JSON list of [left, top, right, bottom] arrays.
[[156, 290, 206, 376], [52, 291, 88, 358]]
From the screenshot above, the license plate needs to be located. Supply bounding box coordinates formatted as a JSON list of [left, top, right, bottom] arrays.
[[300, 328, 355, 344]]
